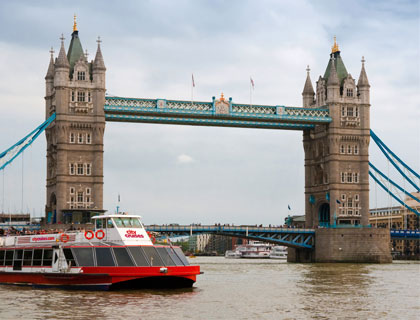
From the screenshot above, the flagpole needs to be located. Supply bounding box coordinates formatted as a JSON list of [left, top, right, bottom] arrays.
[[191, 73, 194, 106], [249, 77, 252, 107]]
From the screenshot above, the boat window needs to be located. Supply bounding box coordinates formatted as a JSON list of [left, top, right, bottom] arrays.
[[155, 247, 176, 266], [0, 250, 4, 266], [142, 246, 164, 266], [13, 258, 22, 271], [112, 247, 135, 266], [42, 249, 53, 266], [33, 249, 43, 266], [23, 250, 33, 266], [5, 250, 13, 266], [63, 248, 76, 267], [131, 218, 142, 228], [96, 219, 104, 229], [14, 249, 23, 260], [95, 248, 115, 266], [107, 218, 114, 228], [121, 218, 133, 228], [122, 217, 131, 227], [128, 247, 150, 266], [113, 218, 124, 228], [112, 217, 142, 228], [165, 247, 184, 266], [72, 248, 95, 266], [173, 247, 190, 266]]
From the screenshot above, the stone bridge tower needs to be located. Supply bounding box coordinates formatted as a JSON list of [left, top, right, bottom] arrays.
[[288, 39, 390, 263], [45, 19, 106, 223], [302, 38, 371, 228]]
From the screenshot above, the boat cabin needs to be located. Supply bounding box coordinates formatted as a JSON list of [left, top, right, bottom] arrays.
[[90, 214, 153, 245]]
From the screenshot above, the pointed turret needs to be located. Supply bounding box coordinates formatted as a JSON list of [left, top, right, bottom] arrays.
[[92, 37, 106, 89], [327, 56, 340, 102], [54, 35, 70, 87], [357, 56, 370, 104], [45, 47, 55, 98], [93, 37, 106, 71], [55, 35, 70, 69], [302, 65, 315, 107], [327, 57, 339, 86], [45, 47, 55, 79], [357, 56, 370, 87]]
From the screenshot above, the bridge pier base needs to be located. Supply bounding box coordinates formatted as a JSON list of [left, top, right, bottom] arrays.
[[288, 228, 392, 263]]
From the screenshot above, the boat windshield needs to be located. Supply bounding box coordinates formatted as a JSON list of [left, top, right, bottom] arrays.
[[112, 217, 143, 228], [95, 218, 115, 230]]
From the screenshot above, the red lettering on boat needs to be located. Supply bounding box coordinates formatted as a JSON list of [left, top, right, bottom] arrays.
[[31, 236, 55, 242], [124, 230, 144, 238]]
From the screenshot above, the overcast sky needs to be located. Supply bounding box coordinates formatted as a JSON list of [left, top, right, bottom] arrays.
[[0, 0, 419, 225]]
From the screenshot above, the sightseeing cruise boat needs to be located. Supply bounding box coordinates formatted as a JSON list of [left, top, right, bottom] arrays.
[[269, 246, 288, 259], [0, 214, 200, 290], [225, 241, 272, 259]]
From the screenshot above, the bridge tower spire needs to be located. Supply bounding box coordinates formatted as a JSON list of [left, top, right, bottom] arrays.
[[302, 65, 315, 108], [45, 19, 106, 224]]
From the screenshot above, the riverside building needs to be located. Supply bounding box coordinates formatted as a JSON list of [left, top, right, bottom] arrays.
[[369, 192, 420, 258]]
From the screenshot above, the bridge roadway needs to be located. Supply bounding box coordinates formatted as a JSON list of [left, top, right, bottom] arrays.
[[146, 225, 315, 249], [145, 225, 420, 250]]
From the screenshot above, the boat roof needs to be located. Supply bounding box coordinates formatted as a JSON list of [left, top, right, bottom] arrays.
[[92, 214, 142, 219]]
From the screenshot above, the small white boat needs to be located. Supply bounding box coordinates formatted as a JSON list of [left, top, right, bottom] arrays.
[[225, 241, 272, 259], [270, 246, 288, 259]]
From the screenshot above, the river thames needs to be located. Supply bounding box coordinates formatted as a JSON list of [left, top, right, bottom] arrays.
[[0, 257, 418, 320]]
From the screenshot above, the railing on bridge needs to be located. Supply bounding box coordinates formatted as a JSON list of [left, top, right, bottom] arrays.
[[104, 96, 332, 130]]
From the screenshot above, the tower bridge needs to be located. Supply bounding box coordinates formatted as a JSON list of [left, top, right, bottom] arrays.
[[2, 23, 419, 262], [44, 28, 372, 231]]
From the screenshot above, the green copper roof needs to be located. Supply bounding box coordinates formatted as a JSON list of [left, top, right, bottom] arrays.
[[323, 51, 348, 85], [67, 30, 84, 73]]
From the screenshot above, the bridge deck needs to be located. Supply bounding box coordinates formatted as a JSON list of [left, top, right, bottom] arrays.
[[145, 225, 420, 249], [146, 225, 316, 249]]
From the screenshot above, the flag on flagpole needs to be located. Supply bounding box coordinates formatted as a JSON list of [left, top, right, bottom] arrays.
[[192, 73, 195, 88], [288, 205, 291, 210], [118, 194, 120, 202], [250, 77, 255, 90]]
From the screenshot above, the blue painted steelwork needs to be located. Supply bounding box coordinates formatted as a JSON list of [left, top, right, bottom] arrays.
[[145, 225, 315, 249], [390, 229, 420, 240], [104, 96, 332, 130], [370, 130, 420, 192], [105, 114, 315, 130], [149, 225, 418, 244], [369, 163, 420, 203], [369, 171, 420, 216], [0, 114, 56, 171]]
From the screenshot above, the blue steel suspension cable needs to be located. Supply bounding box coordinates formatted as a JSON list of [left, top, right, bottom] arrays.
[[0, 113, 56, 171], [369, 163, 420, 203], [371, 130, 420, 180], [370, 130, 420, 191], [369, 171, 420, 216]]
